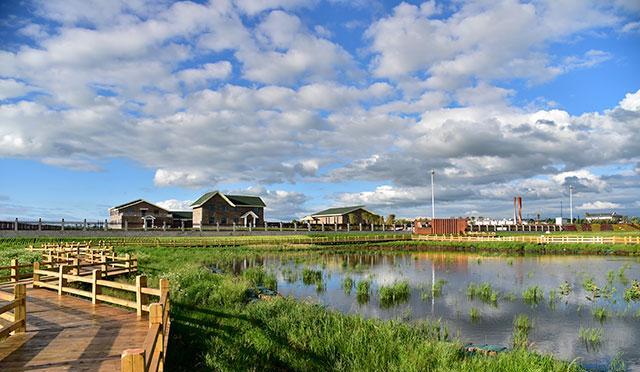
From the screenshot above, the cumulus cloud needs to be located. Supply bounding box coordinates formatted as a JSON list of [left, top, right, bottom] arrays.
[[155, 199, 194, 211], [577, 201, 622, 210]]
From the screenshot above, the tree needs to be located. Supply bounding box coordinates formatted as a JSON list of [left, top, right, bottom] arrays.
[[385, 214, 396, 225]]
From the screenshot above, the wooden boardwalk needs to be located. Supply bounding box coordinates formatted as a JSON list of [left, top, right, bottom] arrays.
[[0, 287, 148, 371]]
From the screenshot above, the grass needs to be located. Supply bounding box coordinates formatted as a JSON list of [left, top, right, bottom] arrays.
[[469, 307, 481, 321], [467, 282, 499, 305], [592, 307, 610, 322], [355, 279, 371, 304], [512, 314, 533, 349], [379, 281, 410, 307], [578, 327, 603, 348], [342, 276, 354, 295], [0, 237, 594, 371], [522, 286, 544, 305], [559, 281, 572, 296], [624, 280, 640, 302]]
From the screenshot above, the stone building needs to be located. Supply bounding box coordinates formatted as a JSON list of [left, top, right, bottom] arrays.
[[191, 191, 265, 228], [310, 206, 379, 225], [108, 199, 173, 229]]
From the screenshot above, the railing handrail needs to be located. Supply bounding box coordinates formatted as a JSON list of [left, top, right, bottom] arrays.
[[0, 284, 26, 340]]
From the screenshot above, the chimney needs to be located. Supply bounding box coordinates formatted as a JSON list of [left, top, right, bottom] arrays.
[[518, 196, 523, 224]]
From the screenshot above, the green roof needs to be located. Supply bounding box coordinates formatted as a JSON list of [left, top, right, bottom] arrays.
[[191, 191, 265, 208], [312, 206, 367, 216]]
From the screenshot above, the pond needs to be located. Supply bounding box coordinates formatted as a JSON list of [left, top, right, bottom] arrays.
[[223, 251, 640, 371]]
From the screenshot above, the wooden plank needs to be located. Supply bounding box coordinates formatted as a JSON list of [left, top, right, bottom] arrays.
[[0, 320, 21, 339], [95, 294, 137, 310], [0, 300, 17, 315]]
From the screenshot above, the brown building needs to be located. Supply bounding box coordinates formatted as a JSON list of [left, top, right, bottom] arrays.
[[413, 218, 469, 235], [191, 191, 265, 228], [108, 199, 173, 229], [309, 206, 380, 225]]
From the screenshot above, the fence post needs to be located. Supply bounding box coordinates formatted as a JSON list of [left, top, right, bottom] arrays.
[[307, 222, 311, 232], [264, 222, 268, 231], [294, 222, 297, 232], [61, 218, 65, 231], [233, 222, 236, 232], [359, 223, 362, 232], [33, 262, 40, 287], [371, 223, 374, 231], [10, 259, 18, 282], [92, 269, 102, 304], [13, 283, 26, 333], [149, 303, 164, 370], [58, 265, 68, 295], [124, 220, 128, 231], [83, 218, 87, 231], [38, 218, 42, 231], [14, 218, 18, 231], [121, 349, 145, 372], [347, 223, 350, 232], [279, 222, 283, 232], [321, 223, 325, 231], [181, 220, 185, 232], [216, 222, 219, 232], [334, 222, 337, 231], [101, 253, 108, 272], [162, 221, 166, 231], [104, 219, 108, 231], [135, 275, 148, 317], [125, 253, 132, 273], [72, 258, 79, 275]]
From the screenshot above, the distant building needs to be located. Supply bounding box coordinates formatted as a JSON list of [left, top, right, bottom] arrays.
[[585, 212, 624, 223], [309, 206, 380, 225], [191, 191, 265, 227], [170, 211, 193, 228], [108, 199, 173, 229]]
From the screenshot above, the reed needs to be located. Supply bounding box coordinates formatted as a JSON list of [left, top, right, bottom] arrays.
[[379, 281, 410, 307], [522, 286, 544, 305]]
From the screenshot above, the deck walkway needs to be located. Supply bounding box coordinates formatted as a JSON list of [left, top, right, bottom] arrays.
[[0, 287, 148, 371]]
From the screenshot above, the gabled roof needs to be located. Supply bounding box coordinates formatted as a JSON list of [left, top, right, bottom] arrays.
[[312, 205, 370, 217], [110, 199, 168, 212], [191, 191, 266, 208]]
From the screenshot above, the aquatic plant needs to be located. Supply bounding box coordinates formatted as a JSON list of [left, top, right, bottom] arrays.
[[302, 268, 323, 285], [432, 279, 447, 297], [469, 307, 480, 321], [506, 257, 514, 266], [467, 282, 499, 305], [609, 352, 626, 372], [522, 286, 544, 305], [243, 267, 277, 291], [618, 264, 630, 286], [281, 267, 299, 283], [592, 307, 609, 322], [548, 289, 557, 308], [512, 314, 532, 349], [623, 280, 640, 302], [356, 279, 371, 303], [578, 327, 603, 347], [558, 281, 572, 296], [379, 281, 410, 307], [343, 276, 354, 295], [582, 276, 600, 300]]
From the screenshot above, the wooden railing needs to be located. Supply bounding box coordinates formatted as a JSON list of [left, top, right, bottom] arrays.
[[121, 279, 170, 372], [33, 264, 156, 315], [413, 234, 640, 245], [0, 284, 26, 340], [0, 260, 35, 284]]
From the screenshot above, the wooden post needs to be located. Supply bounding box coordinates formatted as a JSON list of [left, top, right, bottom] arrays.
[[61, 218, 65, 231], [371, 223, 374, 232], [149, 303, 164, 370], [10, 259, 18, 282], [279, 222, 283, 232], [321, 223, 324, 231], [121, 349, 145, 372], [125, 253, 132, 273], [101, 254, 108, 272], [14, 218, 18, 231], [347, 223, 350, 232], [136, 275, 148, 317], [162, 221, 166, 231], [104, 219, 108, 231], [181, 220, 185, 231], [58, 265, 68, 295], [33, 262, 40, 287], [334, 222, 337, 231], [38, 218, 42, 231], [264, 222, 268, 231], [293, 222, 297, 231], [72, 258, 79, 276], [92, 269, 102, 304], [232, 222, 236, 232], [124, 220, 128, 231], [14, 283, 26, 333], [307, 222, 311, 232], [359, 223, 362, 231], [83, 218, 87, 231]]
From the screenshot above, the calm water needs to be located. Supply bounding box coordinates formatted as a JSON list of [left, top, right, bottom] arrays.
[[224, 252, 640, 371]]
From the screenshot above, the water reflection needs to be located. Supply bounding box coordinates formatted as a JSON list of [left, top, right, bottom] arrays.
[[222, 252, 640, 370]]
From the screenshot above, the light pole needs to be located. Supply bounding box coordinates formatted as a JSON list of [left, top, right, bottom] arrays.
[[430, 169, 435, 221], [569, 185, 574, 224]]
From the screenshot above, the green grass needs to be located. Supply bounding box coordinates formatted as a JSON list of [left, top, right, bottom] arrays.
[[342, 276, 354, 295], [578, 327, 603, 347], [355, 279, 371, 303], [624, 280, 640, 302], [512, 314, 533, 349], [378, 281, 410, 307], [523, 286, 544, 305], [592, 307, 610, 322], [467, 282, 499, 305], [469, 307, 481, 321]]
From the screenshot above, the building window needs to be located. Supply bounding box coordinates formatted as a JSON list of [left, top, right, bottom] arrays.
[[140, 208, 148, 216]]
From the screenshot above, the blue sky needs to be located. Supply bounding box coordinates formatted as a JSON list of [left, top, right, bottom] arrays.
[[1, 0, 639, 221]]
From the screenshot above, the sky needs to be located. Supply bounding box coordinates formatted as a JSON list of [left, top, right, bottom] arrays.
[[0, 0, 639, 222]]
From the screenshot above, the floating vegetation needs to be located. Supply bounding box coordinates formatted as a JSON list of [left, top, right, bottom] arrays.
[[579, 327, 603, 348], [469, 307, 480, 321], [522, 286, 544, 305], [512, 314, 533, 349], [342, 276, 354, 295], [559, 281, 572, 296], [592, 307, 610, 322], [379, 281, 410, 307], [356, 280, 370, 303], [467, 282, 499, 305], [623, 280, 640, 302]]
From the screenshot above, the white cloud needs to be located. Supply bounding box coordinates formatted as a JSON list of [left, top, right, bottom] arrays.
[[0, 79, 35, 100], [178, 61, 233, 86], [155, 199, 193, 211], [576, 201, 622, 210], [619, 89, 640, 111]]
